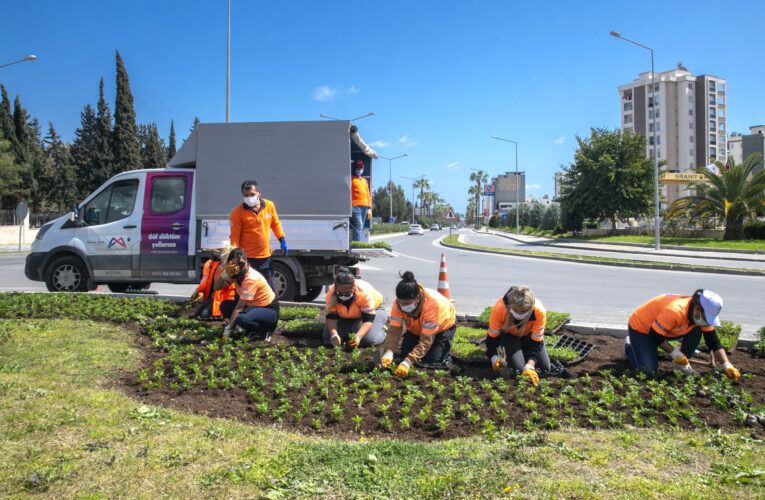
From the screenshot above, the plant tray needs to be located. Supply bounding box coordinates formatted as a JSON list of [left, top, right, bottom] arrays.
[[450, 354, 487, 367], [552, 334, 595, 366], [547, 318, 571, 336]]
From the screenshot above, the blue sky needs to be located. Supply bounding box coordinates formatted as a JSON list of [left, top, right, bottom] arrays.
[[2, 0, 764, 214]]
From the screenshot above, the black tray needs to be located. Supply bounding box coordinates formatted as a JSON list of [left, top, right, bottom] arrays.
[[552, 334, 595, 366]]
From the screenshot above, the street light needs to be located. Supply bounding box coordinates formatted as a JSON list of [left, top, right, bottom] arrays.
[[610, 30, 661, 251], [319, 112, 374, 121], [491, 136, 520, 235], [402, 175, 425, 224], [380, 154, 408, 221], [0, 54, 37, 69]]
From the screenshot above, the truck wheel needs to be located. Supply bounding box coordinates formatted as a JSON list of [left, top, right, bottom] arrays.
[[107, 282, 151, 293], [45, 256, 89, 292], [295, 286, 322, 302], [272, 262, 297, 302]]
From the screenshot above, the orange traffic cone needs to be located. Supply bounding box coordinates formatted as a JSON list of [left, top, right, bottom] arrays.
[[437, 253, 450, 299]]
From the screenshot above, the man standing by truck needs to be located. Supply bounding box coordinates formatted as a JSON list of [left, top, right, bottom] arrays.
[[230, 180, 287, 291], [350, 159, 371, 242]]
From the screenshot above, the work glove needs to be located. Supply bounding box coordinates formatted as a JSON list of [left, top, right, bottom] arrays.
[[393, 360, 411, 378], [221, 325, 231, 344], [348, 334, 359, 348], [491, 354, 505, 374], [669, 347, 689, 366], [190, 291, 203, 303], [720, 362, 741, 383], [522, 363, 539, 386], [380, 351, 394, 369], [329, 334, 341, 347], [225, 261, 240, 279], [280, 239, 288, 256], [674, 362, 697, 375]]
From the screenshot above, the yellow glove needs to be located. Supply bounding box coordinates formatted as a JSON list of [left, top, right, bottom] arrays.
[[348, 334, 359, 348], [225, 261, 240, 278], [380, 351, 393, 369], [394, 361, 411, 378], [522, 363, 539, 386], [670, 348, 689, 365], [722, 362, 741, 383], [190, 291, 203, 303], [491, 355, 505, 374]]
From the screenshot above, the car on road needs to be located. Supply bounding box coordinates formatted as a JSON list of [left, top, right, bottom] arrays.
[[429, 224, 441, 231], [408, 224, 425, 235]]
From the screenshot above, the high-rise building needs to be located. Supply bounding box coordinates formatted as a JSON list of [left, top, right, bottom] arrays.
[[728, 126, 765, 173], [618, 65, 726, 206], [490, 171, 525, 214]]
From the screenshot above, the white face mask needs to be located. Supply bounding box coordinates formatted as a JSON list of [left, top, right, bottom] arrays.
[[694, 312, 708, 327], [355, 169, 364, 176], [337, 293, 354, 302], [400, 300, 418, 313], [510, 308, 531, 320], [243, 195, 259, 207]]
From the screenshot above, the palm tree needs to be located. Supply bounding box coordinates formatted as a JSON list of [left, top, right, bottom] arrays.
[[413, 177, 430, 214], [667, 154, 765, 240], [469, 170, 488, 224]]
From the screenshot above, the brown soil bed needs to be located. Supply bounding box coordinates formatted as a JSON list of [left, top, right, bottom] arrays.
[[116, 313, 765, 442]]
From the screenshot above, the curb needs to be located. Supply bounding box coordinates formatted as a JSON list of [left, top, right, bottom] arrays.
[[441, 238, 765, 277], [487, 230, 765, 263]]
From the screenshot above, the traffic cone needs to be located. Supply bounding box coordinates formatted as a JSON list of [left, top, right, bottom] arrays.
[[437, 253, 450, 299]]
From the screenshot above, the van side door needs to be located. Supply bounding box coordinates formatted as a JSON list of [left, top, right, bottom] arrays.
[[139, 171, 194, 279]]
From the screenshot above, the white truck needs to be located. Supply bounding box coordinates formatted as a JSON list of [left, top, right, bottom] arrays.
[[25, 120, 384, 301]]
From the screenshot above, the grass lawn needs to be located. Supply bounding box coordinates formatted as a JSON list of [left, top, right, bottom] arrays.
[[1, 318, 764, 498], [562, 234, 765, 252]]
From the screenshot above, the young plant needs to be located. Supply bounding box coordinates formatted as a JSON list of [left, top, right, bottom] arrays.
[[352, 414, 363, 432]]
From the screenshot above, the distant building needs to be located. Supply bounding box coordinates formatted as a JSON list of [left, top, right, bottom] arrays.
[[490, 171, 525, 214], [728, 126, 765, 173], [554, 172, 563, 200], [618, 64, 727, 206]]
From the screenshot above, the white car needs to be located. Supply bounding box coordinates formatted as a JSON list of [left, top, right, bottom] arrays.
[[408, 224, 425, 235]]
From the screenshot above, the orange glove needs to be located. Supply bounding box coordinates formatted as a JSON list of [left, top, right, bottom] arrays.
[[722, 362, 741, 383], [225, 261, 240, 278], [491, 355, 505, 374], [190, 291, 203, 303], [393, 360, 411, 378], [380, 351, 393, 369], [348, 334, 359, 348], [522, 363, 539, 386], [670, 348, 689, 366]]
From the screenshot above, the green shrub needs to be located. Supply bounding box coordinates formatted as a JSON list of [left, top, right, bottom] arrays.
[[350, 241, 392, 249], [545, 312, 571, 333], [476, 306, 493, 327], [370, 224, 409, 235], [712, 321, 741, 352], [280, 307, 320, 320], [281, 319, 324, 334], [454, 327, 486, 343], [744, 220, 765, 240], [451, 341, 486, 360]]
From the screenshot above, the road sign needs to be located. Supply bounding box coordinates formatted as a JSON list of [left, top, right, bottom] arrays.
[[444, 208, 457, 221], [660, 172, 708, 185], [15, 201, 28, 222], [483, 184, 495, 195]]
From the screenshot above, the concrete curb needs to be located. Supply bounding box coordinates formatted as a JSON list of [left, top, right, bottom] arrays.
[[441, 238, 765, 277], [487, 230, 765, 263]]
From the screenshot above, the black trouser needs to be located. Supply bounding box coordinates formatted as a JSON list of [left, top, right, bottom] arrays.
[[194, 298, 216, 319], [400, 324, 456, 365], [486, 333, 551, 371], [247, 257, 275, 292]]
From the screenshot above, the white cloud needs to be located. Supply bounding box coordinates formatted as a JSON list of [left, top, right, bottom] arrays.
[[443, 162, 460, 172], [312, 85, 337, 101], [527, 184, 542, 190], [554, 136, 565, 144], [369, 140, 389, 148], [398, 136, 417, 147], [348, 85, 359, 94]]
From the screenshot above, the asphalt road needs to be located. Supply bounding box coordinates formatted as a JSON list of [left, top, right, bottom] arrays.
[[3, 231, 764, 334]]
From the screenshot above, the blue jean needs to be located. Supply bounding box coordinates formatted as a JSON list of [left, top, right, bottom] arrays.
[[627, 325, 703, 372], [219, 300, 279, 334], [350, 206, 368, 242], [322, 307, 387, 347]]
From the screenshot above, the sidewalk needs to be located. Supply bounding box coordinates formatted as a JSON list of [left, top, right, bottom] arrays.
[[0, 244, 30, 254]]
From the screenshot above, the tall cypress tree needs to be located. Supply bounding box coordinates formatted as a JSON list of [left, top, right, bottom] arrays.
[[0, 86, 16, 150], [94, 78, 114, 185], [71, 104, 98, 198], [167, 120, 176, 161], [112, 50, 141, 172], [44, 123, 78, 211], [139, 123, 165, 170], [12, 95, 30, 163]]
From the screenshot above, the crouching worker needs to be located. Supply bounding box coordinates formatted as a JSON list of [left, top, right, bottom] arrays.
[[485, 286, 549, 386], [379, 271, 456, 378], [626, 290, 740, 381], [215, 248, 279, 342], [323, 267, 387, 348], [190, 250, 236, 320]]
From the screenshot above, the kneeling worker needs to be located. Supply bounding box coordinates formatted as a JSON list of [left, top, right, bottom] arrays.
[[380, 271, 456, 377], [485, 286, 550, 386], [215, 248, 279, 342], [324, 267, 387, 348], [190, 249, 235, 319], [627, 289, 740, 381]]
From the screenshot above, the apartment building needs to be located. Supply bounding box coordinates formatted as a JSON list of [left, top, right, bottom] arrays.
[[728, 126, 765, 173]]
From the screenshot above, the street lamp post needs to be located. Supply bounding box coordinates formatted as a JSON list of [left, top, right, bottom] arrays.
[[402, 175, 425, 224], [491, 136, 520, 235], [610, 30, 661, 251], [0, 54, 36, 70], [380, 154, 408, 222]]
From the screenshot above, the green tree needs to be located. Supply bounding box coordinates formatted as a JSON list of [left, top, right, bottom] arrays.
[[372, 184, 409, 222], [0, 128, 28, 208], [93, 78, 114, 185], [540, 203, 561, 230], [190, 116, 200, 134], [139, 123, 166, 169], [413, 177, 430, 216], [518, 203, 530, 227], [469, 170, 488, 223], [112, 50, 141, 172], [167, 120, 176, 161], [560, 203, 583, 233], [667, 155, 765, 240], [71, 104, 98, 199], [0, 86, 17, 151], [528, 201, 546, 228], [560, 128, 654, 230], [43, 123, 78, 212]]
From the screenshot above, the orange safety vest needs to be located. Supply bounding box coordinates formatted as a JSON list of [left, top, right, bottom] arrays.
[[351, 176, 371, 208], [486, 297, 546, 342], [229, 199, 285, 259], [629, 294, 714, 338], [196, 260, 236, 317], [326, 279, 383, 319], [390, 287, 456, 336], [235, 267, 276, 307]]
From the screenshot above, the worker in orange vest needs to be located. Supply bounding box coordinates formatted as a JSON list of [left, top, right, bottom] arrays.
[[190, 250, 235, 319], [229, 180, 287, 293], [350, 159, 371, 242], [626, 289, 740, 381], [324, 267, 387, 348], [380, 271, 457, 377]]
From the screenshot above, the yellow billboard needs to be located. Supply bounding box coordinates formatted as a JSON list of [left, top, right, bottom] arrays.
[[660, 172, 708, 185]]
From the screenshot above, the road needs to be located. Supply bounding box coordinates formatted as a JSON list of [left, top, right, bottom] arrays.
[[3, 230, 764, 334]]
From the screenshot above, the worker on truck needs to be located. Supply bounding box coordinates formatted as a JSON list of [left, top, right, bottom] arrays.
[[350, 159, 371, 242], [190, 249, 236, 319], [485, 286, 550, 386], [323, 267, 387, 348], [379, 271, 457, 377], [214, 248, 279, 342], [229, 180, 288, 292], [626, 289, 740, 381]]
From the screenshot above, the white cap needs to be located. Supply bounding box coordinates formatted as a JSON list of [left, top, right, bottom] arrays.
[[699, 290, 723, 327]]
